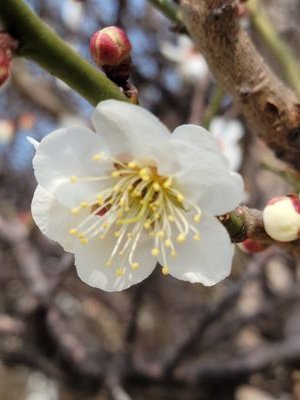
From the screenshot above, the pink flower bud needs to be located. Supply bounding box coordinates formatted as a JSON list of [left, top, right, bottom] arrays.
[[90, 26, 132, 67], [0, 48, 10, 86], [263, 194, 300, 242], [237, 239, 268, 254]]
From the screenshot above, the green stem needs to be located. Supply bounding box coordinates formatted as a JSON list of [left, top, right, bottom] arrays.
[[247, 0, 300, 99], [148, 0, 183, 26], [202, 85, 224, 129], [0, 0, 127, 106]]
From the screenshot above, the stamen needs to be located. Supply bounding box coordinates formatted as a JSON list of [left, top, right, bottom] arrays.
[[70, 175, 77, 183]]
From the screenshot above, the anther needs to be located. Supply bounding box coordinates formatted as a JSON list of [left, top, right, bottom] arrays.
[[131, 262, 140, 270], [177, 233, 186, 243], [176, 193, 185, 203], [71, 207, 80, 214], [92, 153, 103, 161], [165, 239, 172, 247], [112, 171, 121, 178], [69, 228, 78, 236], [70, 175, 77, 183], [128, 160, 137, 169], [157, 230, 165, 238], [151, 247, 160, 256], [162, 266, 170, 275], [163, 178, 172, 189], [153, 182, 160, 192], [193, 233, 201, 241], [80, 201, 89, 208], [116, 267, 125, 277], [194, 213, 202, 223]]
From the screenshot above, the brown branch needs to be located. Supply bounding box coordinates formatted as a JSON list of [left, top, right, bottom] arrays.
[[220, 206, 300, 258], [180, 0, 300, 169]]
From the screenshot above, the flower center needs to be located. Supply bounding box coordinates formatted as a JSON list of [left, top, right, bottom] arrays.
[[68, 153, 202, 277]]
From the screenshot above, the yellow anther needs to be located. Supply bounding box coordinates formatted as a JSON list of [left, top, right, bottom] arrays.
[[133, 190, 141, 197], [177, 233, 186, 243], [128, 160, 137, 169], [69, 228, 78, 236], [151, 247, 160, 256], [139, 168, 151, 181], [165, 239, 172, 247], [71, 207, 80, 214], [114, 231, 121, 237], [102, 222, 108, 229], [70, 175, 77, 183], [97, 194, 104, 205], [119, 198, 125, 206], [168, 215, 175, 222], [154, 213, 160, 220], [157, 230, 165, 238], [112, 170, 121, 178], [163, 178, 172, 189], [171, 250, 177, 257], [193, 233, 201, 241], [194, 213, 202, 223], [176, 193, 185, 203], [117, 210, 123, 217], [80, 201, 89, 208], [144, 221, 151, 229], [153, 182, 160, 192], [162, 266, 170, 275], [92, 153, 103, 161], [131, 262, 140, 270], [79, 236, 88, 244], [116, 267, 125, 277]]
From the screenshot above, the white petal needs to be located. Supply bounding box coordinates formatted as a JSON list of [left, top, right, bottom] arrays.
[[198, 172, 244, 215], [74, 231, 157, 292], [91, 100, 170, 161], [165, 213, 233, 286], [33, 127, 112, 207], [168, 125, 244, 214], [31, 185, 88, 252]]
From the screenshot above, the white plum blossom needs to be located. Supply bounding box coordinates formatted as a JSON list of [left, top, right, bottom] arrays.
[[209, 117, 244, 171], [160, 36, 209, 83], [30, 100, 244, 292]]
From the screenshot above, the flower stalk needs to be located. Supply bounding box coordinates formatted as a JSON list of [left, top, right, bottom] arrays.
[[0, 0, 127, 106]]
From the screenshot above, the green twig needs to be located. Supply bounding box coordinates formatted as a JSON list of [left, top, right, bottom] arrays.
[[148, 0, 183, 26], [247, 0, 300, 99], [0, 0, 127, 106], [202, 85, 224, 129]]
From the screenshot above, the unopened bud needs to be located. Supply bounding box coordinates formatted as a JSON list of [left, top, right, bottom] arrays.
[[263, 195, 300, 242], [237, 239, 268, 254], [0, 48, 10, 87], [90, 26, 132, 67]]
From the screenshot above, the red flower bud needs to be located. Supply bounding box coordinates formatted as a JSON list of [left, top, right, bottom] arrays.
[[237, 239, 268, 254], [0, 48, 10, 87], [90, 26, 132, 67]]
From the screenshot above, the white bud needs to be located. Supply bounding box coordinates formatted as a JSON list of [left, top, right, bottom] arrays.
[[263, 195, 300, 242]]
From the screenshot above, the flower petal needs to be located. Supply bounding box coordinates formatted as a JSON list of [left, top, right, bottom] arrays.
[[91, 100, 170, 161], [164, 213, 233, 286], [31, 185, 88, 252], [74, 231, 157, 292], [156, 125, 243, 215], [33, 127, 112, 207]]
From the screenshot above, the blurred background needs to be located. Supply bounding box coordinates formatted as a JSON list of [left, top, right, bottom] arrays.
[[1, 0, 300, 399]]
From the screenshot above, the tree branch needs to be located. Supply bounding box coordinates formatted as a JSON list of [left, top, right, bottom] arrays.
[[180, 0, 300, 169]]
